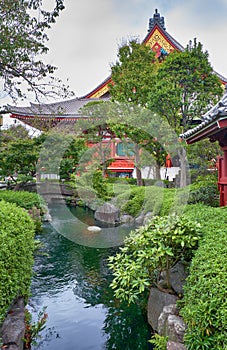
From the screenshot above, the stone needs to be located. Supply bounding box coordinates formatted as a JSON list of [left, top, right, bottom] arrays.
[[1, 297, 25, 350], [158, 304, 186, 343], [167, 341, 187, 350], [147, 288, 178, 331], [143, 212, 153, 225], [135, 213, 145, 225], [120, 214, 134, 224], [87, 226, 102, 232], [158, 304, 179, 334], [169, 262, 188, 295], [94, 203, 120, 224]]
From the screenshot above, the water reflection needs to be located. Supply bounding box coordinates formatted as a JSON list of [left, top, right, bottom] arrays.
[[30, 204, 151, 350]]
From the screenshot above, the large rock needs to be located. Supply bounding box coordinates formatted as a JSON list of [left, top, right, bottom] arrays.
[[167, 341, 187, 350], [94, 203, 120, 224], [1, 297, 25, 350], [158, 304, 186, 343], [147, 288, 178, 331], [169, 262, 188, 295]]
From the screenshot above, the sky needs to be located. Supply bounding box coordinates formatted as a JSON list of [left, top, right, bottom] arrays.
[[2, 0, 227, 126], [44, 0, 227, 98]]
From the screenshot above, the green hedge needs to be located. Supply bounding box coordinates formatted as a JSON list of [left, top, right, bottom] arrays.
[[180, 204, 227, 349], [0, 190, 44, 211], [0, 200, 35, 322], [115, 185, 176, 217]]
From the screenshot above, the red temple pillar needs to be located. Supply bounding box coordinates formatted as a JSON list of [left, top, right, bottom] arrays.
[[218, 146, 227, 206]]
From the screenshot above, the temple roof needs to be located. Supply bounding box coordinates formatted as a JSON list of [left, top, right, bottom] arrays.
[[8, 97, 108, 118], [180, 86, 227, 144]]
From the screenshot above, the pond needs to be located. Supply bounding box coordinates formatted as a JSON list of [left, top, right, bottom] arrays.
[[29, 203, 153, 350]]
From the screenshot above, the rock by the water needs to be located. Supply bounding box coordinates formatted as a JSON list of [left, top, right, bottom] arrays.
[[169, 262, 188, 295], [143, 212, 153, 225], [94, 203, 119, 224], [87, 226, 102, 232], [1, 297, 25, 350], [147, 288, 178, 332], [158, 304, 186, 343], [135, 213, 145, 225], [120, 214, 134, 225]]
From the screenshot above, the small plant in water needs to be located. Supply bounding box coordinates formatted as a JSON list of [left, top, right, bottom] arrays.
[[24, 307, 48, 349]]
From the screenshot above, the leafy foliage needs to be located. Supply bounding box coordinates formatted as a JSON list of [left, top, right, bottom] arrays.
[[0, 125, 44, 184], [187, 139, 221, 180], [0, 190, 45, 211], [0, 200, 35, 321], [180, 204, 227, 349], [115, 185, 177, 217], [0, 0, 71, 103], [179, 174, 219, 207], [109, 39, 158, 106], [38, 131, 87, 180], [148, 39, 222, 134], [148, 333, 168, 349], [71, 170, 113, 210], [108, 214, 201, 303]]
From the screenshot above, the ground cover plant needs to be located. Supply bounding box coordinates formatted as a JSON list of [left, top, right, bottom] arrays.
[[0, 200, 35, 322]]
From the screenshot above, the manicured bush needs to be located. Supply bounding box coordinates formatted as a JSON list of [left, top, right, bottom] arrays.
[[179, 174, 219, 207], [0, 190, 45, 211], [0, 200, 35, 322], [115, 185, 177, 217], [180, 204, 227, 349]]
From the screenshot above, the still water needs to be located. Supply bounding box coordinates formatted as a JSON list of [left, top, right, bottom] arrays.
[[29, 203, 152, 350]]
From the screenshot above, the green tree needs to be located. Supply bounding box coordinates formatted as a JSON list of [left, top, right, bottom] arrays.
[[109, 40, 158, 106], [0, 125, 44, 187], [0, 0, 71, 107], [148, 40, 223, 187], [148, 39, 222, 133], [38, 130, 87, 180], [109, 40, 167, 183]]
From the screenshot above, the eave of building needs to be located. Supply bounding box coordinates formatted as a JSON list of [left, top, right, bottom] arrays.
[[181, 88, 227, 144], [8, 97, 107, 120], [83, 76, 112, 99]]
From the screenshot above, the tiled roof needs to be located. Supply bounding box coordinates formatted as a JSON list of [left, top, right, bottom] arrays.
[[8, 98, 109, 117], [181, 87, 227, 140]]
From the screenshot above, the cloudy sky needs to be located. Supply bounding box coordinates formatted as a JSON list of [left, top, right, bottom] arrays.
[[44, 0, 227, 98]]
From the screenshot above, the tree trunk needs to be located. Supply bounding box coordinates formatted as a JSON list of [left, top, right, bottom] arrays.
[[178, 148, 188, 188], [135, 144, 143, 186], [154, 162, 161, 180]]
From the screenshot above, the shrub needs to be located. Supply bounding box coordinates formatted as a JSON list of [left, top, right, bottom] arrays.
[[0, 190, 45, 211], [180, 175, 219, 207], [0, 200, 35, 322], [108, 214, 201, 303], [179, 204, 227, 349], [115, 185, 177, 217]]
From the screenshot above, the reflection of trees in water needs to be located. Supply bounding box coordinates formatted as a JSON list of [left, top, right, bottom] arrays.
[[103, 301, 151, 350], [32, 224, 150, 349]]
